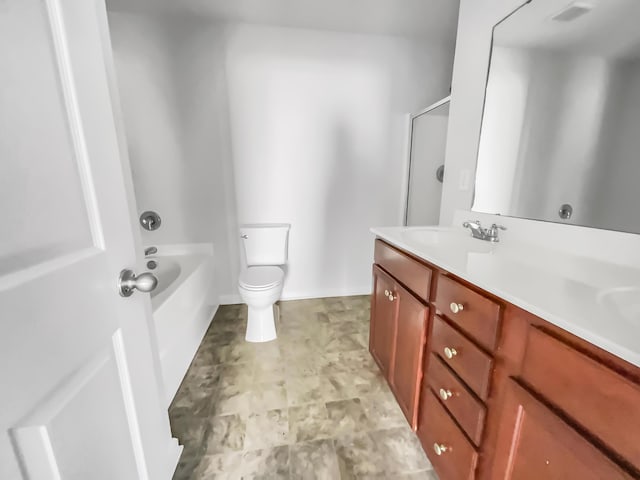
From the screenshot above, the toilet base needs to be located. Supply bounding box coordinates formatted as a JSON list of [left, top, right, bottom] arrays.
[[245, 304, 277, 342]]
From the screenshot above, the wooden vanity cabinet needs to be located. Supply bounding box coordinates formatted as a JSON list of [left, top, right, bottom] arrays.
[[370, 241, 431, 428], [370, 238, 640, 480]]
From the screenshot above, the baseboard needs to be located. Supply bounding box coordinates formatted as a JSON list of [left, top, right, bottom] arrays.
[[166, 438, 183, 480], [220, 288, 372, 305], [280, 286, 372, 301]]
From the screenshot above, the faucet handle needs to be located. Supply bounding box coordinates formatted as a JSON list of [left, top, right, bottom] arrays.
[[463, 219, 482, 228], [490, 224, 507, 231]]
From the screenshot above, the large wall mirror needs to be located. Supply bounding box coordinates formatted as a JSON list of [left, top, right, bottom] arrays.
[[473, 0, 640, 234]]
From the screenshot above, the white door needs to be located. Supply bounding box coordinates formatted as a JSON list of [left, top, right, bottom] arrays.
[[0, 0, 179, 479]]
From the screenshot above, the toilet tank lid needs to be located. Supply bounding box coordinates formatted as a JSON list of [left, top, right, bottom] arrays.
[[241, 223, 291, 230]]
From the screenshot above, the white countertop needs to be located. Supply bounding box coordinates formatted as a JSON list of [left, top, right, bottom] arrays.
[[371, 225, 640, 368]]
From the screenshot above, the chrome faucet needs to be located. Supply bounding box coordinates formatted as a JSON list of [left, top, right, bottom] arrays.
[[144, 246, 158, 256], [462, 220, 506, 243]]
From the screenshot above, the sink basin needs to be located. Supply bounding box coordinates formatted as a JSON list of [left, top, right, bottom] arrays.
[[400, 227, 496, 254], [597, 286, 640, 326]]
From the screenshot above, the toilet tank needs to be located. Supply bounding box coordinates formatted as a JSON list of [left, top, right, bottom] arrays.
[[240, 223, 290, 266]]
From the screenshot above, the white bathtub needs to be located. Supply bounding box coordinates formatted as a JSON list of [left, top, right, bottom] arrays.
[[148, 245, 217, 407]]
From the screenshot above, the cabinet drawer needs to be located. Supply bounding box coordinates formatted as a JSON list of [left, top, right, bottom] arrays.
[[521, 327, 640, 469], [418, 388, 478, 480], [426, 353, 486, 446], [434, 276, 501, 351], [374, 239, 432, 301], [431, 316, 493, 400]]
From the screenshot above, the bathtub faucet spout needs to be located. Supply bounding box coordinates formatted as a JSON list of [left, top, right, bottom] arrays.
[[144, 246, 158, 256]]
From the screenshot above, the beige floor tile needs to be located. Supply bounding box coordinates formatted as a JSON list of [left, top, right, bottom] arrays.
[[289, 439, 340, 479], [285, 375, 344, 406], [288, 402, 333, 443], [241, 445, 290, 479], [194, 452, 243, 479], [249, 380, 288, 412], [204, 414, 246, 455], [170, 296, 438, 480], [334, 431, 386, 478], [243, 408, 289, 452]]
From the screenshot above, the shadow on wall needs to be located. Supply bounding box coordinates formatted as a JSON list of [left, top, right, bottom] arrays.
[[322, 121, 372, 295]]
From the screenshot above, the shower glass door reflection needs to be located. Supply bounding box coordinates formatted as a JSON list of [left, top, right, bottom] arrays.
[[405, 98, 450, 226]]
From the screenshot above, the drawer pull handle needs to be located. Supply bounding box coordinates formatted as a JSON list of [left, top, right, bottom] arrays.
[[443, 347, 458, 359], [433, 443, 449, 456], [439, 388, 453, 401], [384, 289, 390, 297], [388, 292, 396, 302], [449, 302, 464, 314]]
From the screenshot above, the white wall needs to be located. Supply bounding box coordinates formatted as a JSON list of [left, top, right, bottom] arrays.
[[108, 13, 187, 244], [107, 12, 239, 297], [225, 24, 454, 299], [169, 19, 240, 296]]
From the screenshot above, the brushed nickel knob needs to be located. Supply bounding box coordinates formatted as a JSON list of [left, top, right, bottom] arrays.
[[450, 302, 464, 314], [433, 443, 448, 456], [388, 292, 396, 302], [443, 347, 458, 359], [118, 269, 158, 297], [439, 388, 453, 401], [384, 289, 390, 297]]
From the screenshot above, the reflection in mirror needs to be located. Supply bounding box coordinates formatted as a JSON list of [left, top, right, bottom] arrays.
[[405, 98, 450, 226], [473, 0, 640, 234]]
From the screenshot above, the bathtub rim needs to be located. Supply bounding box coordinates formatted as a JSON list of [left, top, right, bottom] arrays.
[[146, 243, 213, 311]]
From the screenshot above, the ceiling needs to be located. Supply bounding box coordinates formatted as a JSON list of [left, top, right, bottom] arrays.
[[495, 0, 640, 60], [105, 0, 460, 41]]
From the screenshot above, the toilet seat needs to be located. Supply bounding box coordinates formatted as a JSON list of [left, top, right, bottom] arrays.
[[239, 266, 284, 291]]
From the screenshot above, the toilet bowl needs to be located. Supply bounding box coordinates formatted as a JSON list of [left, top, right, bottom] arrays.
[[237, 224, 290, 343], [238, 266, 284, 342]]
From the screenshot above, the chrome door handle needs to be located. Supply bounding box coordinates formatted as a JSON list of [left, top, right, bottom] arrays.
[[118, 269, 158, 297]]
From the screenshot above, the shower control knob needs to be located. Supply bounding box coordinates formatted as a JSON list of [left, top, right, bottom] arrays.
[[118, 269, 158, 297], [139, 211, 161, 231]]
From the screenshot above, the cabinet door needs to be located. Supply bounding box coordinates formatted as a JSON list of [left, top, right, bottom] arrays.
[[370, 265, 399, 378], [391, 284, 429, 428], [491, 379, 634, 480]]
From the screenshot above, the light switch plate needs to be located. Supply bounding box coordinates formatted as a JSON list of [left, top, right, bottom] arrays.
[[459, 169, 471, 191]]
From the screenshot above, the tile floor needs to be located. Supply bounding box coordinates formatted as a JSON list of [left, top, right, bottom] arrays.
[[169, 296, 438, 479]]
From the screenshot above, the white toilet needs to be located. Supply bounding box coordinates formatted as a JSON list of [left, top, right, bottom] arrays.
[[238, 223, 290, 342]]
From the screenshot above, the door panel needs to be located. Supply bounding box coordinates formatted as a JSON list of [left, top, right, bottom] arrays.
[[491, 379, 633, 480], [11, 334, 138, 480], [0, 0, 95, 274], [391, 285, 428, 428], [0, 0, 177, 478], [370, 266, 398, 377]]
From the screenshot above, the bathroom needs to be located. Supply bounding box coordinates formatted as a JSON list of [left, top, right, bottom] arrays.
[[2, 0, 640, 479]]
